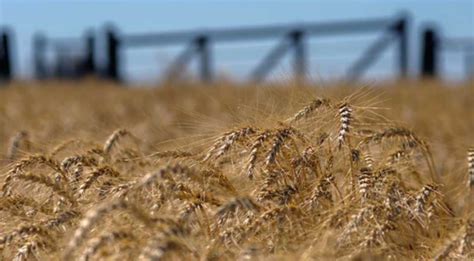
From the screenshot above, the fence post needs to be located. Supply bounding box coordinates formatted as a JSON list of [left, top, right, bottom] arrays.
[[290, 30, 306, 84], [420, 28, 439, 77], [394, 16, 408, 78], [196, 35, 211, 83], [33, 33, 47, 79], [0, 30, 12, 82], [84, 30, 95, 75], [465, 46, 474, 80], [105, 27, 120, 81]]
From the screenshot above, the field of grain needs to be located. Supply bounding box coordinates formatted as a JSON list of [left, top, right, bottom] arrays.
[[0, 80, 472, 260]]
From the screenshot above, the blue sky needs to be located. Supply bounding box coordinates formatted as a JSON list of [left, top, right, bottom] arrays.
[[1, 0, 473, 83]]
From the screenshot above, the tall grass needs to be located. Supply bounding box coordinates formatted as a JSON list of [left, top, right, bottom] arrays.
[[0, 80, 472, 260]]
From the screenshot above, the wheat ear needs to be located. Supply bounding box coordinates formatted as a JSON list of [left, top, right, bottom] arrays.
[[306, 173, 335, 209], [14, 173, 76, 205], [2, 155, 67, 196], [0, 194, 54, 216], [337, 103, 353, 149], [358, 167, 373, 203], [63, 199, 152, 259], [288, 98, 330, 123], [203, 127, 257, 162], [246, 130, 272, 179], [61, 155, 98, 173], [0, 224, 51, 246], [216, 196, 260, 226], [265, 128, 297, 167], [78, 166, 120, 196], [103, 129, 131, 155]]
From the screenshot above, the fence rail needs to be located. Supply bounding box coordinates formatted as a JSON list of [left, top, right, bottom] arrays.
[[122, 18, 394, 46], [103, 13, 408, 83]]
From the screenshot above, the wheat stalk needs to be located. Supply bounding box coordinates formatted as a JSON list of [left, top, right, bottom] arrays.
[[0, 88, 471, 260], [468, 148, 474, 189]]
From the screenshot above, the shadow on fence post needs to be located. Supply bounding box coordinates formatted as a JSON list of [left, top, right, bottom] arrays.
[[420, 27, 439, 77], [105, 26, 120, 82], [0, 29, 13, 82]]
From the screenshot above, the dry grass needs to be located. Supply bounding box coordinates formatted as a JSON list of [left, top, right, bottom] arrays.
[[0, 80, 472, 260]]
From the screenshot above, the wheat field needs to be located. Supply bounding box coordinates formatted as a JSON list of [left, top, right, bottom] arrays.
[[0, 80, 472, 260]]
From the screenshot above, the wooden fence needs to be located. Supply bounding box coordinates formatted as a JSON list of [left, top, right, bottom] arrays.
[[102, 13, 409, 83], [1, 12, 473, 84]]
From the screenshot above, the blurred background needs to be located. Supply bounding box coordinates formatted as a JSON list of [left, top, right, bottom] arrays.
[[0, 0, 473, 85]]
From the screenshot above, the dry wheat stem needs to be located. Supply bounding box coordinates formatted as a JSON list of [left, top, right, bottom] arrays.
[[468, 148, 474, 189]]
